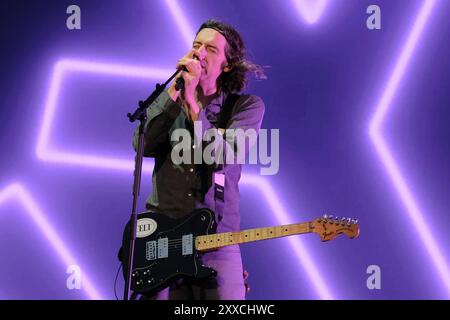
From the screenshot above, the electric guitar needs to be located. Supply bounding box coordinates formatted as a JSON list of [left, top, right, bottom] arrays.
[[119, 208, 359, 294]]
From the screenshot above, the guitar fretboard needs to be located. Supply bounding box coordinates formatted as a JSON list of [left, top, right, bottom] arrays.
[[195, 222, 311, 251]]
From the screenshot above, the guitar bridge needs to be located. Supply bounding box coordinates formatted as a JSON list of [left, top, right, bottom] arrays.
[[146, 241, 157, 261]]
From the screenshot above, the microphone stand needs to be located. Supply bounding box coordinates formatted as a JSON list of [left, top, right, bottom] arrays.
[[123, 69, 182, 300]]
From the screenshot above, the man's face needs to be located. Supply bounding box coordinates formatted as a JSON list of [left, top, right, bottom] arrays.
[[192, 28, 230, 89]]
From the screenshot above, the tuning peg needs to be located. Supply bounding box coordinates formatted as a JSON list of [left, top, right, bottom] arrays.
[[323, 214, 328, 219], [328, 215, 334, 220], [352, 218, 358, 224]]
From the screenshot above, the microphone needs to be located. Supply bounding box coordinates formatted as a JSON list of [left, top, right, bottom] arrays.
[[175, 68, 187, 91], [175, 55, 202, 91]]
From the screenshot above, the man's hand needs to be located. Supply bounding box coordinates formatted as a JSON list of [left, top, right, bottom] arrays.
[[168, 49, 202, 120]]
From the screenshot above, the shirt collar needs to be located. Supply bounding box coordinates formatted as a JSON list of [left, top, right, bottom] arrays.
[[209, 90, 228, 107]]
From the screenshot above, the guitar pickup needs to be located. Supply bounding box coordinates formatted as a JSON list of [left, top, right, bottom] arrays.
[[157, 238, 168, 259], [182, 234, 193, 256]]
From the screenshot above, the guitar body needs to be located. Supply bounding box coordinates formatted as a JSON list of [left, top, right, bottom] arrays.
[[120, 208, 218, 294]]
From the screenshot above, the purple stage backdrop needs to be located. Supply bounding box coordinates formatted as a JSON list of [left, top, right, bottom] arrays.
[[1, 0, 449, 300]]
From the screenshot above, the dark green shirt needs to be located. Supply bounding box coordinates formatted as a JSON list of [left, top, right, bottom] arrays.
[[132, 90, 265, 233]]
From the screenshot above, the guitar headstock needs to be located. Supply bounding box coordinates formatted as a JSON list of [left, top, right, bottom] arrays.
[[310, 214, 360, 242]]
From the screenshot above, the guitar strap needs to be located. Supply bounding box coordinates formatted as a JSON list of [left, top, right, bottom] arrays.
[[215, 92, 250, 295], [213, 93, 241, 202], [217, 93, 241, 130]]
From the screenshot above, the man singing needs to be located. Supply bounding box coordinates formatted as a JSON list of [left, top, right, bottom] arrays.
[[132, 19, 265, 300]]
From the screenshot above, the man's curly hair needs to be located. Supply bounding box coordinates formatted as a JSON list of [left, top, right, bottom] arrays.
[[196, 19, 266, 94]]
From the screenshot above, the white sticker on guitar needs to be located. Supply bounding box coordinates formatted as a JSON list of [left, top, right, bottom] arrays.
[[136, 218, 157, 238]]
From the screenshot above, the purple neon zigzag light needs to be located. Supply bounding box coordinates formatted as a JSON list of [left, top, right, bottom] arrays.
[[292, 0, 329, 24], [369, 0, 450, 297], [35, 59, 171, 172], [0, 183, 103, 300]]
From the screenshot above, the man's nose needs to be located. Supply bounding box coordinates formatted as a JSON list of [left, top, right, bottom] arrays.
[[193, 46, 207, 60]]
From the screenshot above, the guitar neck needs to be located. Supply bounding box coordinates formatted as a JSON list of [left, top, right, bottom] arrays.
[[195, 222, 311, 251]]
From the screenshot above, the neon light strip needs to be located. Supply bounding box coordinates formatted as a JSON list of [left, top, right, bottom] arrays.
[[369, 0, 450, 297], [0, 183, 103, 300], [292, 0, 329, 24]]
